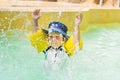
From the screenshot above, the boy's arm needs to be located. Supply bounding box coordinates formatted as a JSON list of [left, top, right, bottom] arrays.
[[74, 13, 83, 50], [32, 9, 41, 33]]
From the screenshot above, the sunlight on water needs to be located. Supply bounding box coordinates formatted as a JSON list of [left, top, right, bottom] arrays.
[[0, 26, 120, 80]]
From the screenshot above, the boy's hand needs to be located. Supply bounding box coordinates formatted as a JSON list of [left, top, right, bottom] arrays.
[[32, 9, 41, 20], [32, 9, 41, 33], [75, 12, 83, 27]]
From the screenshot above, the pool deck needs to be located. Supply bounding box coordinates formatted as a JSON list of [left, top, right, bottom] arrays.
[[0, 1, 120, 12]]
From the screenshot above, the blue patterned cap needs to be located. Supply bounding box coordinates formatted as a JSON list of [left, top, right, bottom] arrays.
[[42, 21, 69, 39]]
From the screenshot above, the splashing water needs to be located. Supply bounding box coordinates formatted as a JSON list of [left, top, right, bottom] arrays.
[[58, 10, 62, 18], [0, 24, 120, 80], [8, 12, 29, 30]]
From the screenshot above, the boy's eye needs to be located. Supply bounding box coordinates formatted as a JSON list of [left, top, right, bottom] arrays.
[[49, 36, 53, 39]]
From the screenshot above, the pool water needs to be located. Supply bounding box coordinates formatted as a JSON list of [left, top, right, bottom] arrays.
[[0, 25, 120, 80]]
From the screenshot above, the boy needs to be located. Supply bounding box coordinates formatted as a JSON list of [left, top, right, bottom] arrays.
[[29, 9, 83, 69]]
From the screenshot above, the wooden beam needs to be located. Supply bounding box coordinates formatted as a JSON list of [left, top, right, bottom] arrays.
[[0, 1, 89, 12]]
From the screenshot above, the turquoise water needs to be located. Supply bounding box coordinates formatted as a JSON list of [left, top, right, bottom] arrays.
[[0, 26, 120, 80]]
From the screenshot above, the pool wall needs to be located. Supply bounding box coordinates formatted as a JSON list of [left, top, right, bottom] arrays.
[[0, 9, 120, 32]]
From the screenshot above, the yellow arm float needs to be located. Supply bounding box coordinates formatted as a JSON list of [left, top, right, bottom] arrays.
[[27, 28, 48, 53], [64, 35, 83, 57]]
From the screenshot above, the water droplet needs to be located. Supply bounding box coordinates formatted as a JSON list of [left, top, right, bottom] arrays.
[[58, 10, 62, 18], [5, 17, 8, 20]]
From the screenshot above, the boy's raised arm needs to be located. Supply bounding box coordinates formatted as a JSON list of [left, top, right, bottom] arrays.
[[32, 9, 41, 33], [74, 13, 83, 49]]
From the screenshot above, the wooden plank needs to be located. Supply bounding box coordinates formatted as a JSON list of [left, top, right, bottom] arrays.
[[0, 1, 119, 12], [0, 1, 89, 12]]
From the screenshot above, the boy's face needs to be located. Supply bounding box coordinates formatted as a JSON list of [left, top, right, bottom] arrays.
[[48, 32, 65, 48]]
